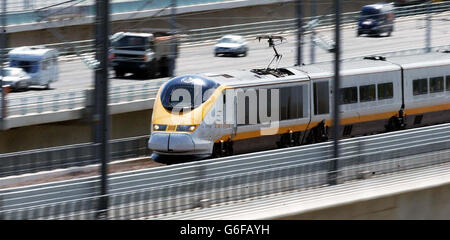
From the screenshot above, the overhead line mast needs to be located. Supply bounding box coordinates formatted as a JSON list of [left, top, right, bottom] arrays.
[[94, 0, 110, 219], [330, 0, 341, 186], [296, 0, 303, 66], [0, 0, 6, 122]]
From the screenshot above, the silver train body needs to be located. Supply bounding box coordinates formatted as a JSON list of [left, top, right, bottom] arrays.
[[148, 51, 450, 158]]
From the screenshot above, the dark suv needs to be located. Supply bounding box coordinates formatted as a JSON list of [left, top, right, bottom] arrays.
[[357, 3, 395, 37]]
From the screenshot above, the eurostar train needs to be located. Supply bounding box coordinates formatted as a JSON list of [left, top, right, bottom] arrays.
[[148, 51, 450, 159]]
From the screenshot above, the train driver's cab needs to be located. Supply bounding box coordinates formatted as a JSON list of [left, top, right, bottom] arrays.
[[160, 75, 220, 113]]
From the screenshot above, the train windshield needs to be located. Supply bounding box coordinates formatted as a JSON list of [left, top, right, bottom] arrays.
[[160, 75, 219, 111]]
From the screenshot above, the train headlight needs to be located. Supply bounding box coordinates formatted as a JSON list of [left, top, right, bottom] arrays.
[[176, 125, 197, 132], [153, 124, 167, 131]]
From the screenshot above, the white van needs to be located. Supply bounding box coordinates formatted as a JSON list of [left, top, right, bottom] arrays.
[[8, 46, 58, 89]]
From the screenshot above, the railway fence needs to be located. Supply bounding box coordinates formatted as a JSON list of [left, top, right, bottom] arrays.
[[0, 123, 450, 219]]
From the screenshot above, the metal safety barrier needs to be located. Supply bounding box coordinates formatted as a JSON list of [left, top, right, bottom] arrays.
[[7, 89, 85, 116], [0, 135, 150, 178], [0, 122, 449, 219], [6, 80, 162, 117]]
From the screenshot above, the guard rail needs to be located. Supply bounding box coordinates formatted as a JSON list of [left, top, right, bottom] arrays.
[[6, 81, 162, 117]]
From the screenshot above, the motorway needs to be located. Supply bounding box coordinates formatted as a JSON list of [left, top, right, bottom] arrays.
[[7, 11, 450, 98], [8, 0, 139, 12]]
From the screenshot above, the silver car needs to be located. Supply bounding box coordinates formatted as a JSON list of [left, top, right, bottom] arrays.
[[0, 67, 32, 91], [214, 35, 248, 57]]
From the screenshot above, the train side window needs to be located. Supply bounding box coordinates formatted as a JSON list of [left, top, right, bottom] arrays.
[[340, 87, 357, 104], [222, 93, 226, 124], [266, 89, 272, 118], [430, 77, 444, 93], [236, 89, 258, 126], [257, 88, 279, 124], [280, 88, 289, 121], [413, 78, 428, 95], [245, 96, 250, 124], [446, 76, 450, 91], [280, 86, 304, 120], [289, 87, 298, 119], [359, 84, 376, 102], [378, 82, 393, 99], [290, 86, 303, 119], [313, 81, 330, 115], [279, 86, 303, 120], [296, 86, 304, 118]]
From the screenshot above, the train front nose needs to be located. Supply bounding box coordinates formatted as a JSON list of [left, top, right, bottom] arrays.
[[148, 133, 195, 153]]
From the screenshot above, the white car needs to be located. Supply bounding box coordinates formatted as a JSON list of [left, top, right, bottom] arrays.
[[214, 35, 248, 57], [0, 67, 32, 91]]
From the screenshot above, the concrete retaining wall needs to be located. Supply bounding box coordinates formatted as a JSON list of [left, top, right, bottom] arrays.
[[0, 109, 152, 153], [273, 182, 450, 220]]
